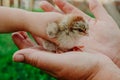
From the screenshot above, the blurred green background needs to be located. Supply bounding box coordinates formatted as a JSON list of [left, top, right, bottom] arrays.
[[0, 7, 94, 80], [0, 34, 56, 80], [0, 0, 119, 80], [0, 8, 56, 80]]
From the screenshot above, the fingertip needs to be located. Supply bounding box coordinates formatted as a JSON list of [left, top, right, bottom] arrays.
[[12, 32, 18, 38], [12, 32, 24, 40], [13, 49, 35, 62], [40, 1, 55, 12], [88, 0, 99, 10], [19, 31, 28, 39], [12, 32, 20, 37], [40, 1, 49, 7], [88, 0, 108, 20], [12, 31, 28, 40], [13, 53, 24, 62], [13, 50, 25, 62], [53, 0, 65, 7]]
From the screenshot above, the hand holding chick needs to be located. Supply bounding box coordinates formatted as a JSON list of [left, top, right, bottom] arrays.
[[42, 14, 89, 52]]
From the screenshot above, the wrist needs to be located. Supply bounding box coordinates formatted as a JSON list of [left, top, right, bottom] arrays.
[[23, 11, 35, 32], [92, 56, 120, 80], [23, 12, 46, 36], [11, 8, 29, 31], [12, 9, 30, 31]]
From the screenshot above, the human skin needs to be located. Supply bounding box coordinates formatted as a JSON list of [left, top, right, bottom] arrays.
[[12, 0, 120, 79], [12, 0, 120, 67], [39, 0, 120, 67], [12, 32, 120, 80], [0, 7, 63, 43]]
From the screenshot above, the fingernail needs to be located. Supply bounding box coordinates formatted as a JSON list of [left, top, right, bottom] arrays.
[[13, 54, 24, 62], [12, 33, 24, 40], [53, 0, 64, 6], [20, 32, 28, 39]]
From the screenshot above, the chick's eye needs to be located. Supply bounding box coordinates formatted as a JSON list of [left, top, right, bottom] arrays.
[[78, 29, 83, 32], [80, 25, 86, 31]]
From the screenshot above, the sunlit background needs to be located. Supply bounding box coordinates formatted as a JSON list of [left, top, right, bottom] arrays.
[[0, 0, 120, 80]]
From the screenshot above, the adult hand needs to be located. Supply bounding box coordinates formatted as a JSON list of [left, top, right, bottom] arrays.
[[12, 32, 120, 80], [39, 0, 120, 67]]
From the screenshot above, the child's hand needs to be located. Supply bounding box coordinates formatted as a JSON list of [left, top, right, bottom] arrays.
[[0, 7, 63, 44], [24, 12, 63, 44]]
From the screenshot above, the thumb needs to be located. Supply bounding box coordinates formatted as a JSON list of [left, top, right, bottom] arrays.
[[88, 0, 109, 20], [13, 49, 63, 76]]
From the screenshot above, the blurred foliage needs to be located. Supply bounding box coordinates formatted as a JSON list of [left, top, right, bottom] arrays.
[[88, 13, 95, 18], [0, 8, 56, 80], [0, 34, 56, 80], [0, 7, 94, 80], [32, 8, 44, 12]]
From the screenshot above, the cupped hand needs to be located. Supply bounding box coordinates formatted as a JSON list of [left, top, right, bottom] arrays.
[[12, 31, 120, 80], [12, 0, 120, 68], [12, 32, 120, 80], [39, 0, 120, 67], [11, 0, 120, 79]]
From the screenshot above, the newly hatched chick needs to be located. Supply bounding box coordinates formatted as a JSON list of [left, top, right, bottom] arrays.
[[42, 14, 89, 52]]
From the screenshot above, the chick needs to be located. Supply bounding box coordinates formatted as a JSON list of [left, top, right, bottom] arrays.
[[43, 14, 89, 52]]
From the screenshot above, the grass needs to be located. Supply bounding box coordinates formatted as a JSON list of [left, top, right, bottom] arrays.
[[0, 7, 94, 80], [0, 33, 56, 80], [0, 8, 56, 80]]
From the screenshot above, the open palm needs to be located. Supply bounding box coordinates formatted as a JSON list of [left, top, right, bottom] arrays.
[[12, 0, 120, 67], [40, 0, 120, 66]]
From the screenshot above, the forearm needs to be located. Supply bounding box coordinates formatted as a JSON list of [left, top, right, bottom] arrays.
[[0, 7, 27, 33], [0, 6, 63, 43]]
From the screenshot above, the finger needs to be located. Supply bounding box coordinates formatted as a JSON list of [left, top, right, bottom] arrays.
[[13, 49, 64, 76], [53, 0, 91, 21], [88, 0, 109, 20], [12, 31, 35, 49], [31, 34, 43, 46], [31, 34, 56, 50], [40, 1, 60, 12], [31, 35, 65, 54]]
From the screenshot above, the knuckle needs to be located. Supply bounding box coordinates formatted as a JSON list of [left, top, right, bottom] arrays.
[[25, 53, 39, 67]]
